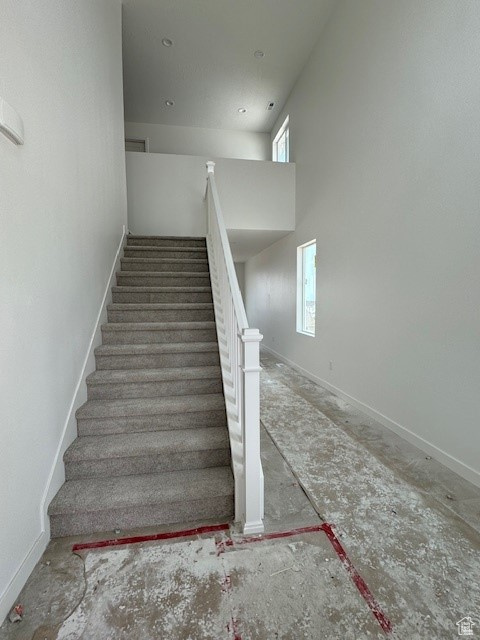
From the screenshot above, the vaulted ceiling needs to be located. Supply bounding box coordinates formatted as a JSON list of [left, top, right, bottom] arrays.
[[122, 0, 334, 133]]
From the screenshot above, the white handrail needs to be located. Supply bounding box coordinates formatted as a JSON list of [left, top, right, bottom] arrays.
[[205, 160, 264, 535]]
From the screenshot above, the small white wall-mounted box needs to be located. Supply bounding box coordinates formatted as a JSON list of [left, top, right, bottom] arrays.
[[0, 97, 24, 145]]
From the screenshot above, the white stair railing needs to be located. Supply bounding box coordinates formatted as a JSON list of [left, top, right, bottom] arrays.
[[205, 161, 264, 535]]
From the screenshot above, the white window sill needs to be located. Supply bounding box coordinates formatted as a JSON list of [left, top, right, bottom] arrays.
[[297, 330, 315, 338]]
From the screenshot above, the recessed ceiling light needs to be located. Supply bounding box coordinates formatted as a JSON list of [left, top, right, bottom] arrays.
[[238, 108, 247, 114], [162, 38, 173, 47], [165, 99, 175, 107], [254, 50, 265, 58]]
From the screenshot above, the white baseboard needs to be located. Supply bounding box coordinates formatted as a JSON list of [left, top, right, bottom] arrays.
[[0, 531, 49, 624], [0, 226, 127, 624], [40, 225, 128, 527], [261, 344, 480, 489]]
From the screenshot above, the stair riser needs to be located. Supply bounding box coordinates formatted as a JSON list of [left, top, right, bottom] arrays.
[[124, 249, 207, 260], [117, 274, 211, 287], [87, 378, 223, 400], [112, 290, 213, 303], [107, 308, 215, 323], [127, 237, 206, 248], [121, 260, 209, 273], [65, 449, 230, 480], [102, 328, 217, 344], [50, 495, 234, 537], [77, 410, 227, 436], [95, 352, 220, 370]]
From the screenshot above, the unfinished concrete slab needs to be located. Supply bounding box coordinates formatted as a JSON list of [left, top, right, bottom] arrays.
[[2, 528, 386, 640], [261, 352, 480, 533], [261, 426, 320, 533], [260, 350, 480, 639]]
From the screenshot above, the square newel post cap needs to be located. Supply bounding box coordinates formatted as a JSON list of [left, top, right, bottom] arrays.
[[241, 328, 263, 343], [206, 161, 215, 174]]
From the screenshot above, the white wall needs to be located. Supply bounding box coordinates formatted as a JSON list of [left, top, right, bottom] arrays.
[[126, 152, 295, 237], [246, 0, 480, 486], [0, 0, 127, 621], [235, 263, 246, 299], [125, 121, 271, 161]]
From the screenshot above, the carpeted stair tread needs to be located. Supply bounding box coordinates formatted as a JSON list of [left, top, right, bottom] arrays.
[[117, 270, 211, 280], [65, 428, 229, 462], [111, 286, 213, 304], [76, 393, 226, 419], [86, 366, 221, 385], [121, 258, 209, 271], [127, 235, 206, 241], [122, 257, 208, 262], [112, 286, 212, 293], [102, 321, 216, 331], [95, 343, 219, 356], [107, 303, 214, 311], [127, 235, 206, 247], [106, 303, 215, 322], [124, 245, 207, 253], [48, 466, 233, 515]]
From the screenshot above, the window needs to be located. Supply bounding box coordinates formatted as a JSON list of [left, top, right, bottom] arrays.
[[273, 116, 289, 162], [125, 138, 149, 152], [297, 240, 316, 336]]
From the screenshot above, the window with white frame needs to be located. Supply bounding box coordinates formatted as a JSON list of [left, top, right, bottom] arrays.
[[297, 240, 316, 336], [272, 116, 289, 162]]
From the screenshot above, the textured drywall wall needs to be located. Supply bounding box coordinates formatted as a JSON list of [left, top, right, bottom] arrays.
[[245, 0, 480, 485], [125, 122, 271, 160], [0, 0, 127, 621], [235, 262, 246, 299]]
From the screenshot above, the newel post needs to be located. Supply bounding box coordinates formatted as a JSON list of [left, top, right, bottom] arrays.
[[241, 327, 264, 534], [205, 161, 215, 233]]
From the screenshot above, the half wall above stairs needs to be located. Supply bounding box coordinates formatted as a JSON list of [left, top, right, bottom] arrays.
[[125, 152, 295, 260]]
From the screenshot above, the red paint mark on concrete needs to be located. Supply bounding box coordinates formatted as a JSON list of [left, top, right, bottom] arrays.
[[227, 617, 242, 640], [72, 523, 230, 551], [223, 572, 241, 639], [321, 523, 392, 635], [216, 523, 392, 636], [73, 521, 391, 636], [215, 538, 233, 555], [215, 523, 326, 555], [221, 573, 232, 593]]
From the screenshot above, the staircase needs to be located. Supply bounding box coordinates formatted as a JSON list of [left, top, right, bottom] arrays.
[[48, 235, 234, 537]]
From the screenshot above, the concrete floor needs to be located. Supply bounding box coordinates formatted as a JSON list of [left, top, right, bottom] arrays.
[[1, 351, 479, 639], [259, 350, 480, 638]]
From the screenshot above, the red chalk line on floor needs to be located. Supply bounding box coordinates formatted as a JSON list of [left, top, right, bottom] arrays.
[[71, 522, 230, 551], [321, 523, 393, 635], [71, 521, 392, 636], [216, 523, 393, 636], [227, 617, 242, 640]]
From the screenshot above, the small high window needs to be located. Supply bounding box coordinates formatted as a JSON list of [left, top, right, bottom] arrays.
[[273, 116, 289, 162], [297, 240, 316, 336]]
